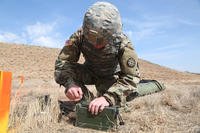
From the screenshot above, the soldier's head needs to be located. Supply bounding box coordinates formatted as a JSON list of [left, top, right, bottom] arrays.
[[83, 2, 122, 49]]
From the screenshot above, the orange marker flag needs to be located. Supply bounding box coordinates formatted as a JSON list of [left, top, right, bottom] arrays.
[[0, 71, 12, 133]]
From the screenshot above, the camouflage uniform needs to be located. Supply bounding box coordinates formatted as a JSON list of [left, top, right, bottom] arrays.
[[54, 2, 140, 107]]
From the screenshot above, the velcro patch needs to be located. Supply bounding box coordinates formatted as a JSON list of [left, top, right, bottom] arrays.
[[127, 57, 135, 68]]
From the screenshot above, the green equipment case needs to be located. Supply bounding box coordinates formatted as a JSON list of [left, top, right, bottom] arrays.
[[137, 80, 165, 96], [126, 79, 165, 101], [75, 103, 118, 131]]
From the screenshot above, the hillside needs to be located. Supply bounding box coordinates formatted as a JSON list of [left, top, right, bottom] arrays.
[[1, 42, 199, 83], [0, 42, 200, 132]]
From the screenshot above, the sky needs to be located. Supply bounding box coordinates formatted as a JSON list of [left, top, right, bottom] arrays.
[[0, 0, 200, 73]]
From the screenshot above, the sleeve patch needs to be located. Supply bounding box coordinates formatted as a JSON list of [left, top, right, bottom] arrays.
[[127, 57, 135, 68]]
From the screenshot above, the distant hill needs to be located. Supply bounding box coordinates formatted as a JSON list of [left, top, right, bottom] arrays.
[[0, 42, 199, 84]]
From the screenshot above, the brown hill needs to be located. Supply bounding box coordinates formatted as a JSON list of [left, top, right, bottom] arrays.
[[1, 42, 200, 132], [1, 42, 199, 83]]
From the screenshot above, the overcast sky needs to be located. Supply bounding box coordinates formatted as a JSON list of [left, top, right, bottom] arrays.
[[0, 0, 200, 73]]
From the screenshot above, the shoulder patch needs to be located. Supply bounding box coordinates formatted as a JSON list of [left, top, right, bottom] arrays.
[[127, 57, 135, 68]]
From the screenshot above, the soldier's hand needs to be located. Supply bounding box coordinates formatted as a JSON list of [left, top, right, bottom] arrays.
[[88, 96, 109, 115], [66, 85, 83, 101]]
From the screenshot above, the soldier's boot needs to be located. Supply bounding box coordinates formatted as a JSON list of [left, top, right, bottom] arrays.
[[58, 100, 77, 122]]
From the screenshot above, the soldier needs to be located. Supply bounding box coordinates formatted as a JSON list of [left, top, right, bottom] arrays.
[[54, 2, 140, 115]]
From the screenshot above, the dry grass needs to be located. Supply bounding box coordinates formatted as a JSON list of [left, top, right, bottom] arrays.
[[0, 42, 200, 133], [8, 84, 200, 133], [8, 87, 61, 133], [119, 85, 200, 133]]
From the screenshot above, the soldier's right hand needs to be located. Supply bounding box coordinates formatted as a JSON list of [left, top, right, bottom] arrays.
[[65, 85, 83, 101]]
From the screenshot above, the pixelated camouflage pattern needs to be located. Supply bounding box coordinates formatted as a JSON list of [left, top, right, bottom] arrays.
[[83, 2, 122, 44], [54, 28, 140, 107]]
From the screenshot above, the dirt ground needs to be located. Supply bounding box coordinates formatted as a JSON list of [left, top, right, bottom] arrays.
[[0, 42, 200, 133]]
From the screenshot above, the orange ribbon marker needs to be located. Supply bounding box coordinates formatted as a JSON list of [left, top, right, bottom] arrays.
[[0, 71, 12, 133]]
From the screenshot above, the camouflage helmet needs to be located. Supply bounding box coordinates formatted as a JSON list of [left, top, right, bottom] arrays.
[[83, 2, 122, 48]]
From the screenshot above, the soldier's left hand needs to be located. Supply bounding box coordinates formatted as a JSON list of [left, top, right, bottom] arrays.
[[88, 96, 109, 115]]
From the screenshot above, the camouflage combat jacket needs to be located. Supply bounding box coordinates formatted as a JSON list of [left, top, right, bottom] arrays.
[[54, 29, 140, 106]]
